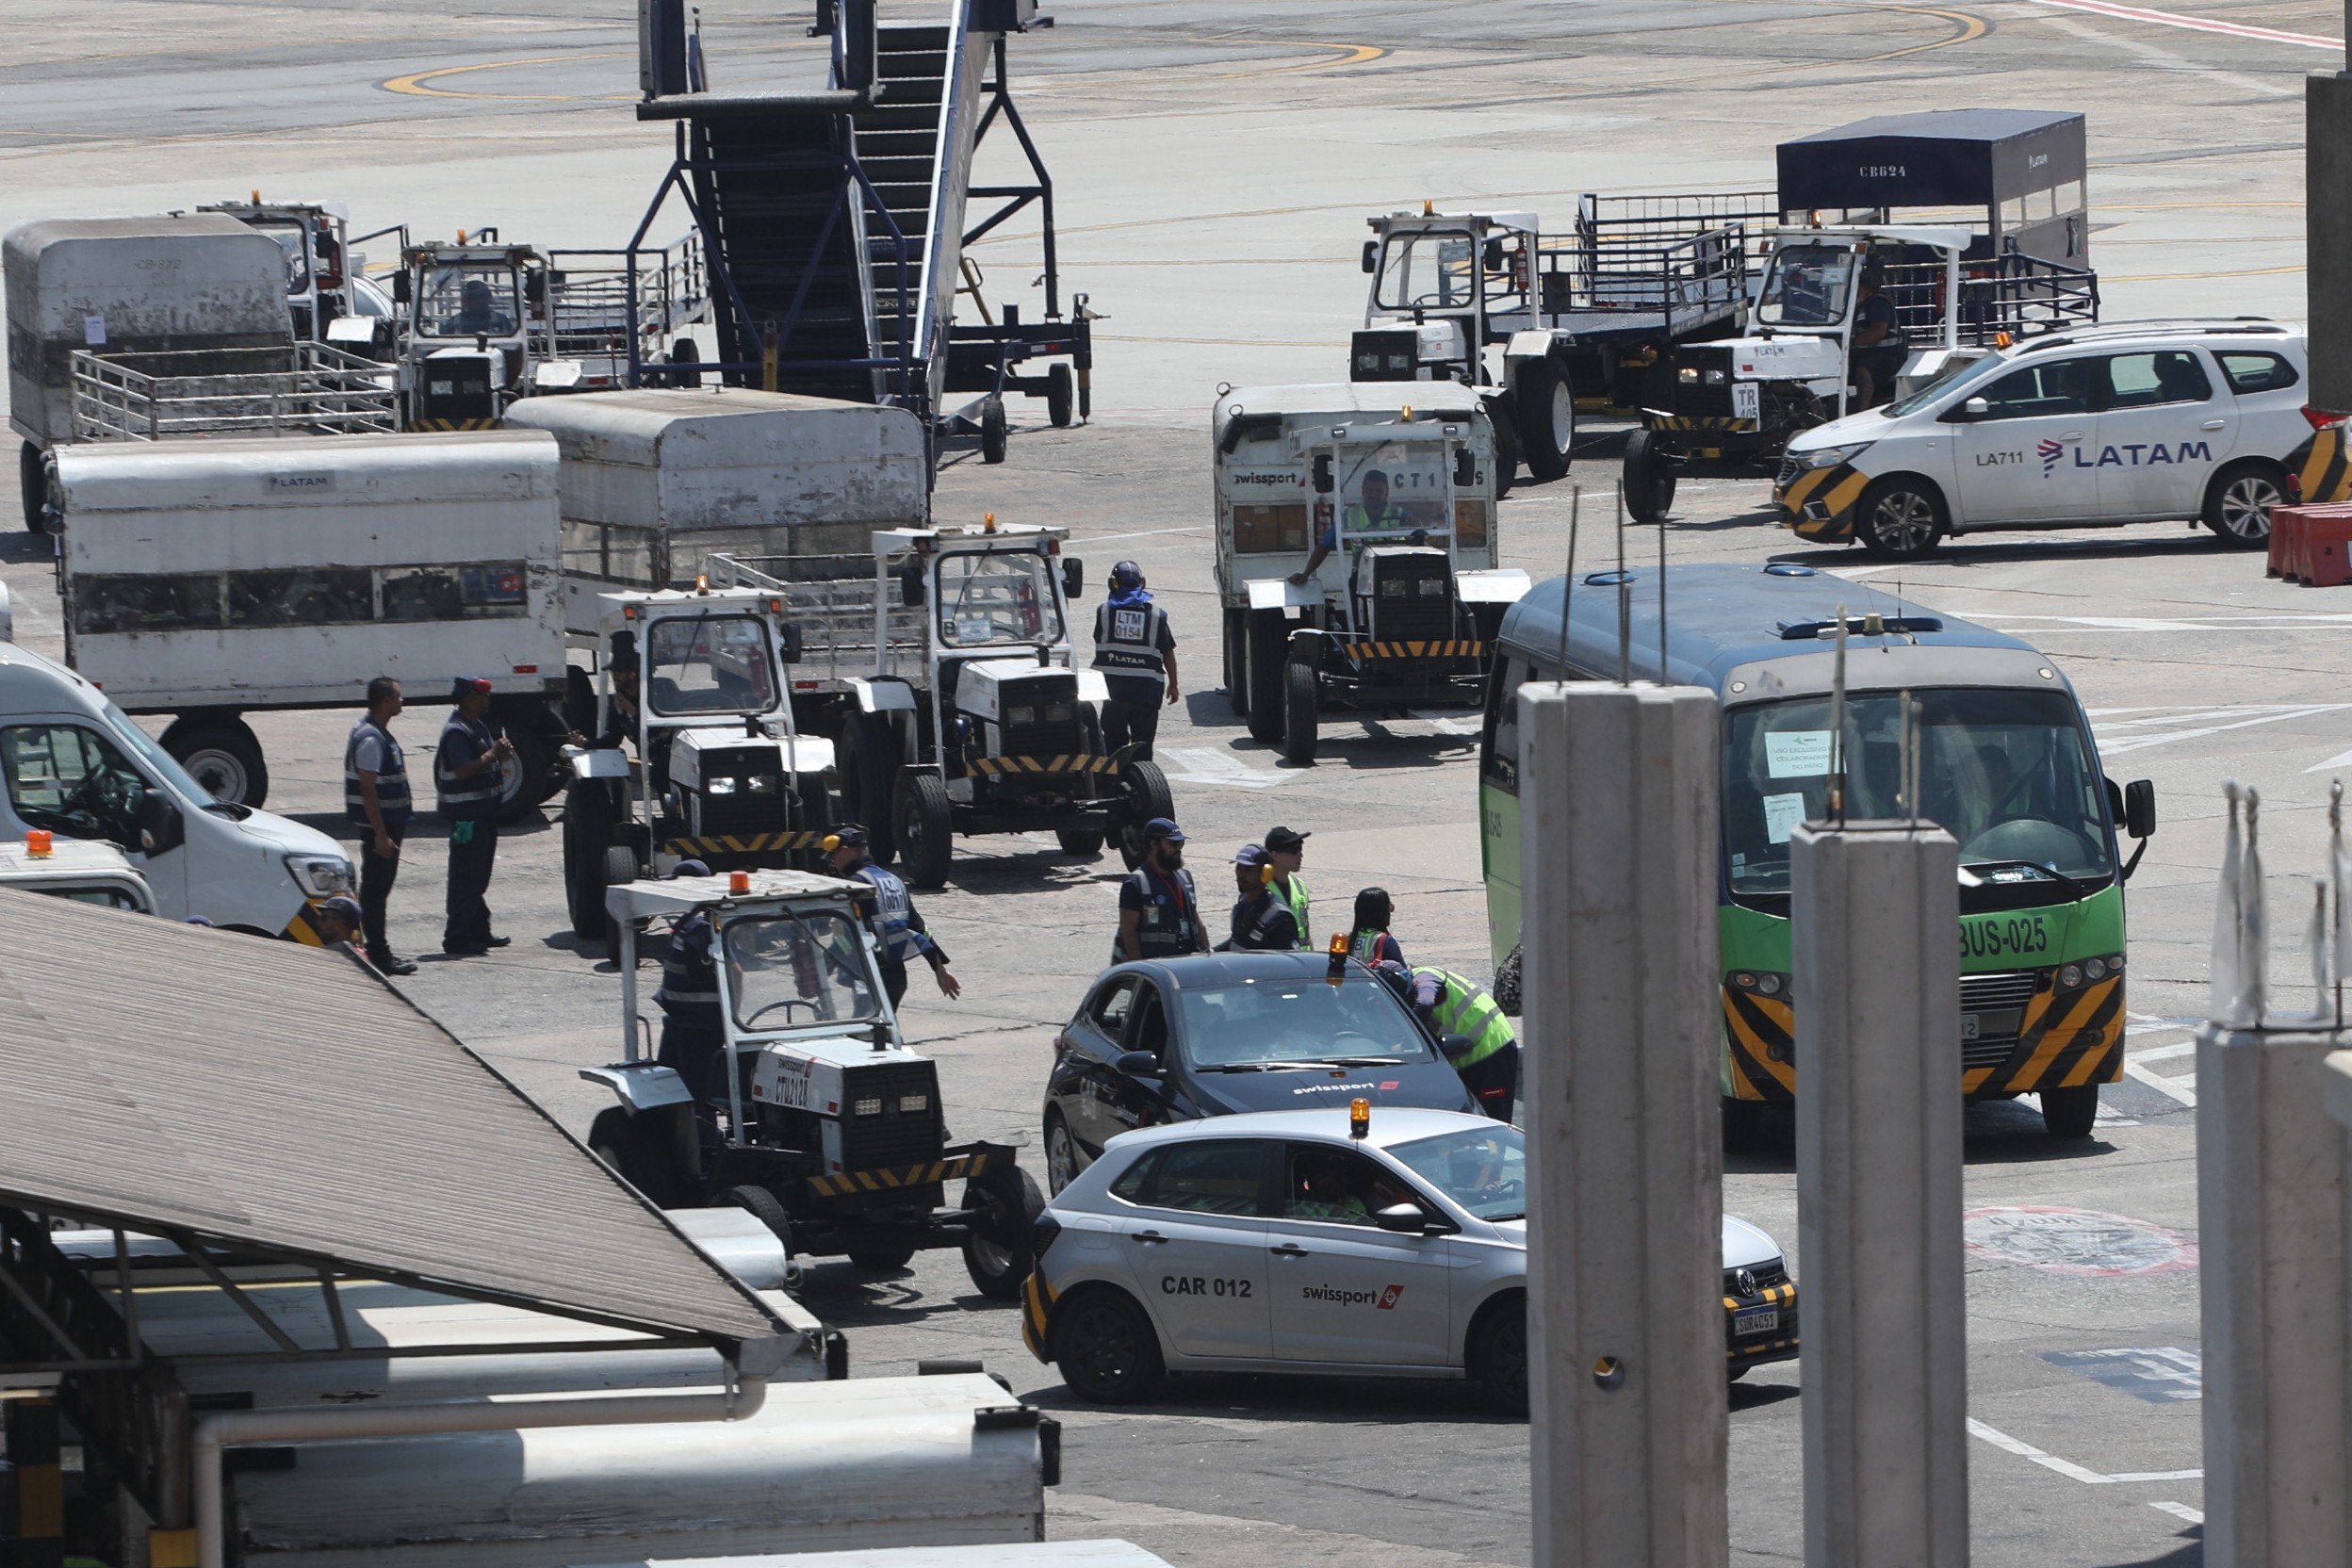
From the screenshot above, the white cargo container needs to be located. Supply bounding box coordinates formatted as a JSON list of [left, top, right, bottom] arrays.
[[52, 429, 569, 811], [498, 388, 928, 633]]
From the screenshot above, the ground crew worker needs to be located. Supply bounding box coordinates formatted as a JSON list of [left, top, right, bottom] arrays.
[[824, 825, 961, 1007], [1348, 886, 1406, 968], [1264, 825, 1312, 949], [1091, 561, 1179, 756], [653, 860, 727, 1131], [435, 676, 513, 956], [1116, 817, 1206, 963], [1851, 265, 1903, 408], [344, 675, 417, 976], [1379, 960, 1519, 1121], [1219, 844, 1300, 952], [1291, 468, 1410, 584], [314, 894, 366, 957]]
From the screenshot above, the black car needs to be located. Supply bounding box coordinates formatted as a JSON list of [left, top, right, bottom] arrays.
[[1041, 952, 1482, 1194]]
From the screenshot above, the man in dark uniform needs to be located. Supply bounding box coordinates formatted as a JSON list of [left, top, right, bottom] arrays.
[[824, 825, 961, 1008], [1851, 265, 1904, 408], [1091, 561, 1179, 757], [435, 676, 513, 956], [343, 675, 417, 975], [1116, 817, 1207, 963], [1218, 843, 1300, 952], [654, 859, 727, 1130]]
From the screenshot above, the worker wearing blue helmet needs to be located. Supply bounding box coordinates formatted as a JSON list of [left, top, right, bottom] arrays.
[[1091, 559, 1179, 757]]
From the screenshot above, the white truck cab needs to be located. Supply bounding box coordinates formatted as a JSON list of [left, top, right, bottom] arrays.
[[0, 836, 155, 912], [0, 638, 351, 935]]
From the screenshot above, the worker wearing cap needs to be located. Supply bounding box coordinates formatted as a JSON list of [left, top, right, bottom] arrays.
[[1117, 817, 1206, 963], [1218, 844, 1300, 952], [825, 825, 960, 1007], [654, 860, 727, 1118], [1091, 561, 1179, 757], [1380, 961, 1518, 1121], [343, 675, 417, 977], [435, 676, 514, 957], [1264, 825, 1313, 950], [314, 894, 365, 956]]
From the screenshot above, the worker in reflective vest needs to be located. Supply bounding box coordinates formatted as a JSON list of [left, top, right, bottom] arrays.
[[1117, 818, 1206, 963], [825, 825, 960, 1008], [434, 676, 512, 956], [1218, 844, 1300, 952], [1091, 561, 1179, 757], [1265, 825, 1313, 950], [1382, 962, 1519, 1121]]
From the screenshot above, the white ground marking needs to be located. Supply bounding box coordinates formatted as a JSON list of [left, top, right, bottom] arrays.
[[2148, 1500, 2205, 1525], [1968, 1418, 2204, 1485], [2023, 0, 2335, 50], [2124, 1058, 2197, 1106], [1157, 745, 1299, 790]]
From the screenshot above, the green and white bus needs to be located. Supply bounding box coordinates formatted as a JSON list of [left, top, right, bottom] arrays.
[[1478, 563, 2155, 1140]]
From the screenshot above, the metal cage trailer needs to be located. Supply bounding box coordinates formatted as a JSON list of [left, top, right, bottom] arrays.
[[1212, 384, 1528, 764], [775, 520, 1173, 888], [586, 868, 1043, 1296], [562, 584, 838, 941]]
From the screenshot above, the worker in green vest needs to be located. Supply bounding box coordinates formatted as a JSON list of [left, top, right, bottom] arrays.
[[1378, 960, 1519, 1121], [1264, 825, 1313, 950]]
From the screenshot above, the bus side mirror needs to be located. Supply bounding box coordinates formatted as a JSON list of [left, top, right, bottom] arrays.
[[1362, 241, 1378, 275], [392, 270, 411, 305], [139, 790, 185, 857], [1062, 558, 1084, 600], [1313, 454, 1334, 495], [1454, 448, 1477, 488], [2124, 778, 2156, 840], [899, 565, 926, 609], [776, 624, 803, 664]]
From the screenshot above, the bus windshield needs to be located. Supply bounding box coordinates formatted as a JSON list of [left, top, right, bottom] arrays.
[[1724, 688, 2113, 895]]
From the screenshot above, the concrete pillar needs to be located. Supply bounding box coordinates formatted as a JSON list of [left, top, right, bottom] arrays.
[[1791, 820, 1968, 1568], [2203, 1029, 2352, 1566], [2309, 41, 2352, 413], [1518, 682, 1726, 1568]]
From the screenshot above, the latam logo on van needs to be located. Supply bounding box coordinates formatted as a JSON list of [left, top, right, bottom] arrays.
[[2039, 439, 2211, 480]]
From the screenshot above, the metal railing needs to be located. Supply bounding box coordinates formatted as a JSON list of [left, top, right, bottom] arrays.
[[707, 552, 926, 685], [71, 344, 398, 443], [1882, 252, 2100, 347], [547, 235, 710, 360]]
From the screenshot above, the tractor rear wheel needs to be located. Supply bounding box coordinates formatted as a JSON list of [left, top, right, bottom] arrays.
[[1116, 760, 1175, 871], [1245, 613, 1286, 743], [1623, 428, 1676, 524], [1280, 658, 1320, 764], [563, 781, 616, 938], [895, 771, 956, 889], [962, 1162, 1044, 1299], [602, 844, 641, 962], [1514, 359, 1575, 482]]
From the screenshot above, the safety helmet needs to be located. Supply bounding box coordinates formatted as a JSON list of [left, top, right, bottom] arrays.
[[1109, 560, 1145, 593]]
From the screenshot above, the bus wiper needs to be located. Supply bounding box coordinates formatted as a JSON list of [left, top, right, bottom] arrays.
[[1960, 859, 2085, 899]]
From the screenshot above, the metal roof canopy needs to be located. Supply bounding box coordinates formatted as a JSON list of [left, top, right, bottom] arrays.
[[0, 888, 788, 1359], [1777, 109, 2086, 214]]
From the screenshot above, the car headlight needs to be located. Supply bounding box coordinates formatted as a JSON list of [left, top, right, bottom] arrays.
[[286, 854, 354, 898], [1790, 441, 1873, 471]]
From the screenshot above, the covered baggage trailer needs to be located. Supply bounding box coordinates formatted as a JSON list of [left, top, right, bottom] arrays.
[[499, 388, 930, 633], [1775, 108, 2092, 267]]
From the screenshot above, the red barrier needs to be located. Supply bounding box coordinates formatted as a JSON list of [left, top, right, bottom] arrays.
[[2264, 503, 2352, 585]]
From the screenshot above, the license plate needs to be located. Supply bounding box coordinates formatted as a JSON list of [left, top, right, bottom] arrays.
[[1731, 382, 1760, 420], [1961, 1014, 1981, 1041], [1735, 1307, 1779, 1336]]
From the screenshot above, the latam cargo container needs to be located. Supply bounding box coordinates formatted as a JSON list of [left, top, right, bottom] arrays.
[[498, 387, 928, 634], [51, 429, 569, 812]]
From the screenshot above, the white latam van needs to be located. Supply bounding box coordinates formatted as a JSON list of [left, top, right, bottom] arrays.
[[0, 633, 351, 935]]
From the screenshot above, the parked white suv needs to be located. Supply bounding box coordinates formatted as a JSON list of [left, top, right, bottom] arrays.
[[1774, 319, 2348, 558]]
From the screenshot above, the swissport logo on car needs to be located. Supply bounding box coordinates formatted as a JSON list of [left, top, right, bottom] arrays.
[[1301, 1283, 1406, 1310]]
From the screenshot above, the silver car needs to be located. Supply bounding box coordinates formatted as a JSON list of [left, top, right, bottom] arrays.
[[1020, 1107, 1795, 1411]]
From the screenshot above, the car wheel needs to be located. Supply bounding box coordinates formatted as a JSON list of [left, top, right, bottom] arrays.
[[2203, 461, 2285, 547], [1854, 477, 1947, 560], [160, 716, 270, 808], [1044, 1107, 1083, 1195], [1468, 1293, 1528, 1414], [1055, 1287, 1166, 1403], [1280, 657, 1319, 764], [962, 1161, 1045, 1300], [2039, 1083, 2099, 1139]]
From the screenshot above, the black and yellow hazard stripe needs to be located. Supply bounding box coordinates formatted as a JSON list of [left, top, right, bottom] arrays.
[[808, 1152, 986, 1199], [1651, 415, 1758, 433], [2295, 426, 2352, 505], [1345, 639, 1484, 662], [969, 754, 1121, 777], [663, 830, 833, 858], [1993, 973, 2124, 1096], [284, 899, 332, 946], [1721, 987, 1797, 1100], [1779, 462, 1870, 540], [404, 416, 499, 432], [1723, 1280, 1800, 1362], [1021, 1266, 1060, 1361]]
